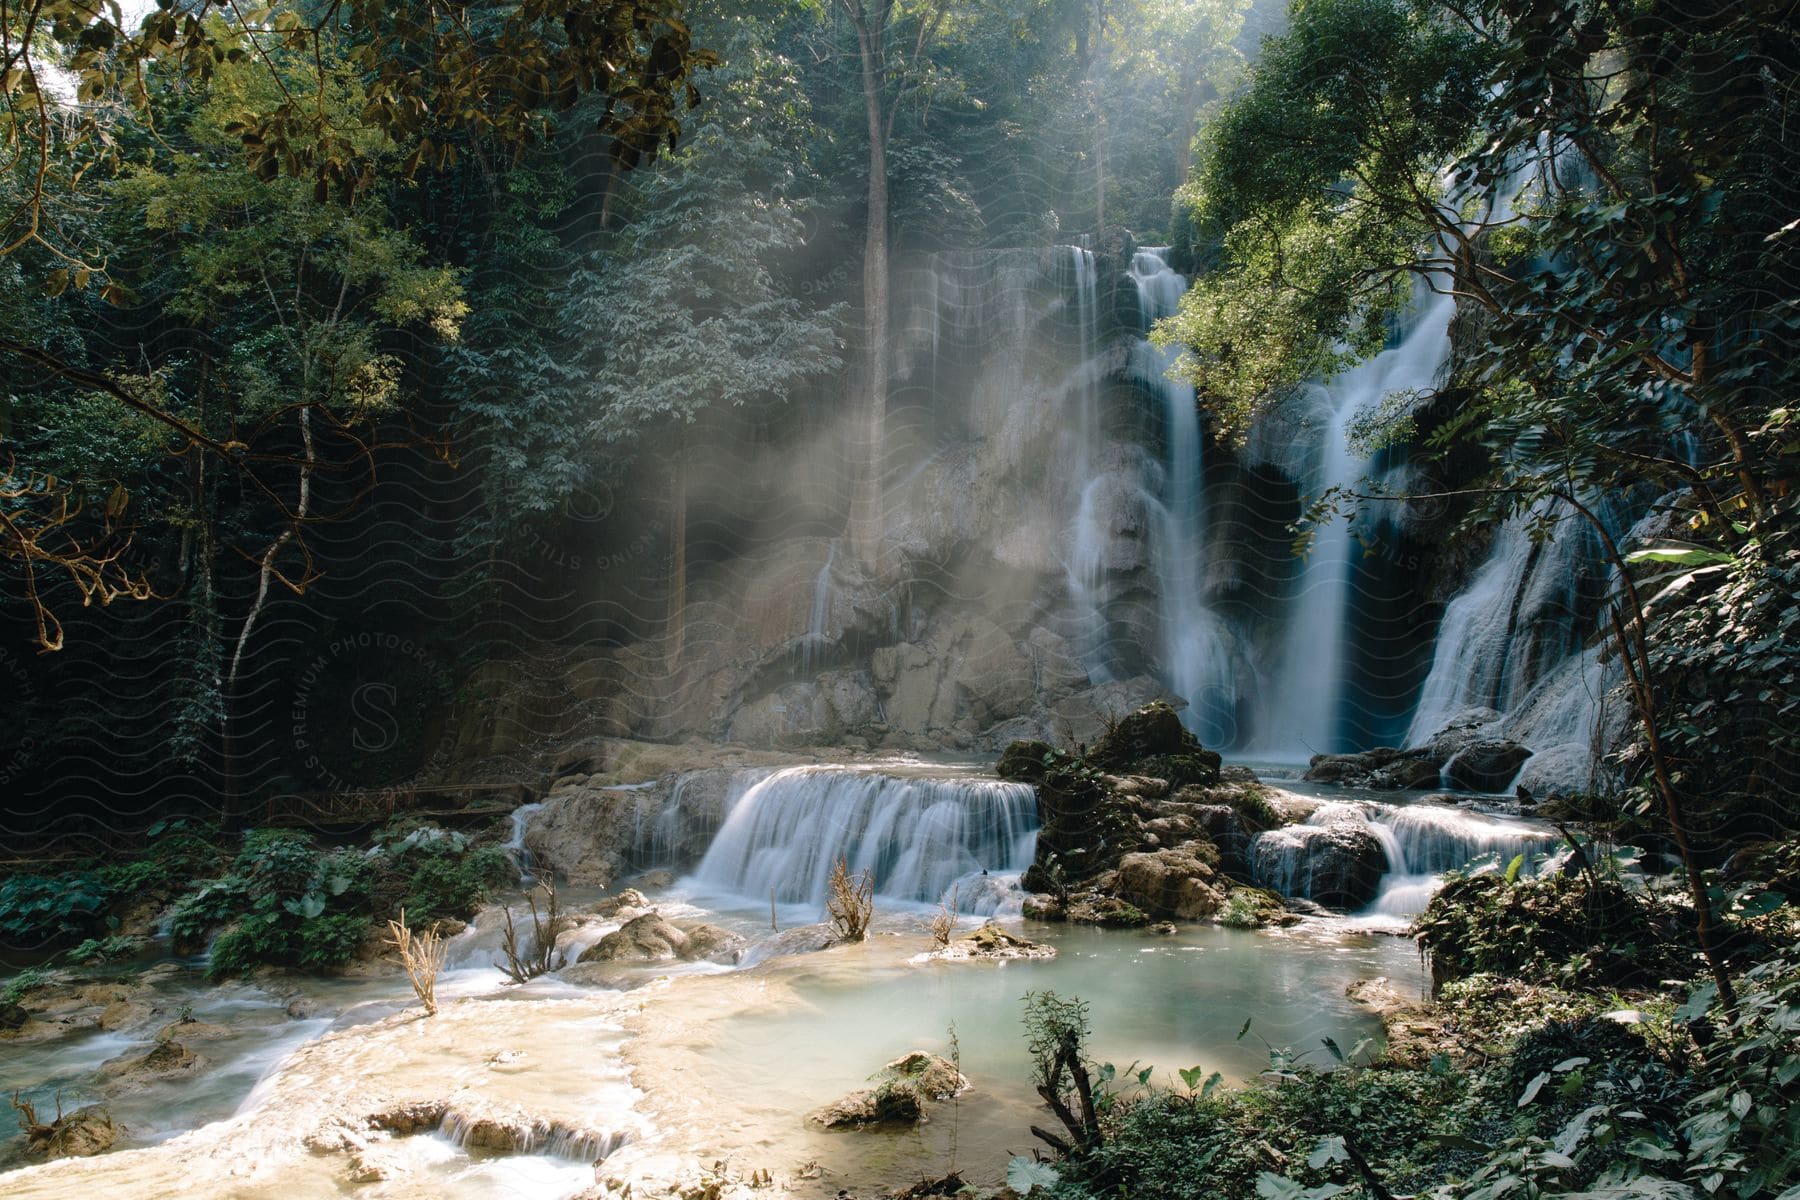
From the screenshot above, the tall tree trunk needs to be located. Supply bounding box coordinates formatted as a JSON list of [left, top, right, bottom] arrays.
[[846, 13, 890, 566], [222, 406, 312, 824]]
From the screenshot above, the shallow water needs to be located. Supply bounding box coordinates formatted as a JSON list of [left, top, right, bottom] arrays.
[[627, 917, 1423, 1195]]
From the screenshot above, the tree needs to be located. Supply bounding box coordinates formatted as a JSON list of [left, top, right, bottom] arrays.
[[0, 0, 714, 647], [1159, 0, 1799, 1009]]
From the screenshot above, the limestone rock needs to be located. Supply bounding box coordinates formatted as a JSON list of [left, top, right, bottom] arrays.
[[27, 1104, 117, 1160], [810, 1051, 968, 1129], [1422, 708, 1505, 761], [1513, 742, 1598, 797], [1251, 820, 1389, 910], [102, 1038, 205, 1086], [925, 922, 1056, 962], [579, 913, 690, 963], [1115, 843, 1225, 920]]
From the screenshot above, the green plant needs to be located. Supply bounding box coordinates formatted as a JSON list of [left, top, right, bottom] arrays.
[[0, 874, 110, 947], [1, 968, 46, 1007]]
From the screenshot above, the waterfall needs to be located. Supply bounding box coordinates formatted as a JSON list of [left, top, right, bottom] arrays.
[[1259, 287, 1457, 756], [505, 802, 545, 883], [1131, 247, 1239, 746], [1249, 798, 1556, 918], [1405, 495, 1630, 748], [1062, 245, 1113, 678], [692, 766, 1038, 915]]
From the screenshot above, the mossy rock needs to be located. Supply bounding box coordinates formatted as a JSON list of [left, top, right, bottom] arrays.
[[997, 739, 1057, 782], [1089, 703, 1221, 786]]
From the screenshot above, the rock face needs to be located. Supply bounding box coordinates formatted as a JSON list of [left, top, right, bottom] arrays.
[[524, 766, 745, 888], [810, 1051, 969, 1129], [1443, 741, 1534, 792], [1251, 820, 1389, 910]]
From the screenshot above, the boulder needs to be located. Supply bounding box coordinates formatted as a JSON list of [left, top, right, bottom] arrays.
[[1251, 820, 1389, 910], [102, 1039, 205, 1085], [585, 889, 650, 919], [578, 913, 689, 963], [27, 1104, 117, 1159], [576, 913, 746, 965], [1422, 708, 1505, 761], [1114, 843, 1226, 921], [810, 1051, 968, 1129], [1444, 741, 1533, 792], [1303, 748, 1437, 789], [1512, 743, 1597, 797], [996, 739, 1055, 782], [927, 922, 1056, 961], [1088, 702, 1221, 785], [1, 1001, 26, 1032]]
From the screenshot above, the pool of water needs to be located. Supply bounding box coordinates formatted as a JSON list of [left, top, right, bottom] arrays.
[[624, 916, 1422, 1195]]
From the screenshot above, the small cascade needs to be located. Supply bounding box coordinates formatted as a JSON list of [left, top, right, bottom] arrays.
[[1249, 799, 1556, 919], [800, 541, 838, 670], [1061, 245, 1112, 678], [692, 766, 1038, 914], [1405, 495, 1631, 748], [1259, 286, 1457, 757], [1130, 247, 1239, 745], [505, 801, 545, 883]]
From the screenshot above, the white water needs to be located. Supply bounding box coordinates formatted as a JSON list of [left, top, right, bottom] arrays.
[[1259, 287, 1457, 757], [692, 765, 1038, 915], [1405, 494, 1630, 749], [1062, 245, 1113, 679], [1131, 247, 1241, 746], [1249, 798, 1556, 920], [506, 801, 546, 883]]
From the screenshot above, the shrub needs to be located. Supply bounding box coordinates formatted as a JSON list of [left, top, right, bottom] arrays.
[[1414, 870, 1695, 991]]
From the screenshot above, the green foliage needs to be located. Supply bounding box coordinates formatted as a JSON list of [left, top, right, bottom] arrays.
[[1414, 871, 1697, 991], [0, 872, 112, 947], [0, 968, 47, 1008], [170, 823, 503, 977]]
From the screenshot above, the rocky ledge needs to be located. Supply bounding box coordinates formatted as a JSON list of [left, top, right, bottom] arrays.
[[999, 702, 1308, 926]]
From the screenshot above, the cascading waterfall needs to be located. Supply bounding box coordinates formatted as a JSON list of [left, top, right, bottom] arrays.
[[1250, 798, 1555, 918], [1258, 286, 1458, 757], [693, 766, 1038, 915], [504, 801, 545, 882], [1131, 247, 1239, 746], [1405, 494, 1632, 748], [1062, 245, 1113, 678]]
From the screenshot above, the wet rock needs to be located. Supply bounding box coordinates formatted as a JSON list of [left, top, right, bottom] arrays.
[[1115, 843, 1225, 921], [1, 1001, 26, 1032], [1252, 821, 1389, 910], [633, 870, 677, 890], [285, 995, 319, 1020], [366, 1098, 451, 1136], [1422, 707, 1505, 761], [1368, 757, 1444, 790], [23, 1104, 117, 1160], [678, 922, 748, 965], [102, 1038, 205, 1085], [1512, 743, 1596, 797], [155, 1019, 233, 1043], [810, 1051, 968, 1128], [577, 913, 746, 965], [996, 739, 1056, 782], [1304, 747, 1438, 789], [579, 913, 690, 963], [1346, 977, 1447, 1069], [1088, 701, 1221, 786], [97, 996, 160, 1032], [1444, 740, 1533, 792], [1036, 892, 1150, 927], [760, 922, 841, 959], [585, 889, 651, 918]]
